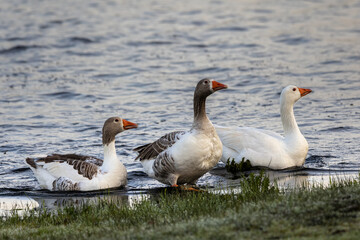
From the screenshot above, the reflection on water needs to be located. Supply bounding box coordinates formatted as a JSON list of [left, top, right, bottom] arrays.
[[263, 169, 359, 189], [0, 196, 39, 217], [33, 192, 150, 210], [210, 167, 359, 195], [0, 0, 360, 210], [0, 190, 152, 214]]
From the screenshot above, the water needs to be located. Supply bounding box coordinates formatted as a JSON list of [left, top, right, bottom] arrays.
[[0, 0, 359, 209]]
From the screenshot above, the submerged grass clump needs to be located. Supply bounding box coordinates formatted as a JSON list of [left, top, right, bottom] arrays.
[[1, 173, 360, 239], [225, 157, 253, 175]]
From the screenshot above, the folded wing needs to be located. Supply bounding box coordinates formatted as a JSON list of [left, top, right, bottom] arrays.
[[134, 131, 185, 161], [26, 154, 101, 181]]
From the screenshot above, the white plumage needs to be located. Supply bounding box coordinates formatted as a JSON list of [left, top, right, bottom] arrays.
[[215, 85, 312, 170], [26, 117, 137, 191], [135, 79, 227, 186]]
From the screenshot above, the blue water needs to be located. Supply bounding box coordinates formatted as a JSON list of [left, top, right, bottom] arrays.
[[0, 0, 359, 206]]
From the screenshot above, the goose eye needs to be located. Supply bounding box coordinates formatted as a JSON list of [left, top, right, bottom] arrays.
[[115, 119, 119, 122], [292, 88, 296, 91]]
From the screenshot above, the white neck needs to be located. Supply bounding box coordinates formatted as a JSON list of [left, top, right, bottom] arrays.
[[280, 98, 301, 137], [101, 141, 121, 172], [279, 94, 308, 166]]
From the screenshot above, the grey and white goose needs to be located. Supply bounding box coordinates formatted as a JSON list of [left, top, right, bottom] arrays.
[[25, 117, 138, 191], [134, 79, 227, 186]]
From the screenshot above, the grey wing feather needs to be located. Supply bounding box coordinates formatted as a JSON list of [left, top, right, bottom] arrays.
[[29, 154, 103, 166], [65, 159, 99, 180], [134, 131, 185, 161]]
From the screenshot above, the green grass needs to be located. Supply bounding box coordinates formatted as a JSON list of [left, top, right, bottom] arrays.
[[1, 173, 360, 239]]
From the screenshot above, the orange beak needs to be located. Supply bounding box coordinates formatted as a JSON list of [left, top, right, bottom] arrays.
[[298, 88, 312, 97], [122, 119, 138, 130], [212, 80, 228, 91]]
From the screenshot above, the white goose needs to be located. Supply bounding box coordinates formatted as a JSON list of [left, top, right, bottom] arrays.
[[215, 85, 312, 170], [25, 117, 138, 191], [134, 79, 227, 186]]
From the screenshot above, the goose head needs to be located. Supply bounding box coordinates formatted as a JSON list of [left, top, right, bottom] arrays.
[[281, 85, 312, 104], [195, 78, 228, 98], [102, 117, 138, 145]]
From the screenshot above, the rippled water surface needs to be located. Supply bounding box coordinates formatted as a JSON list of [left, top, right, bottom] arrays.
[[0, 0, 359, 207]]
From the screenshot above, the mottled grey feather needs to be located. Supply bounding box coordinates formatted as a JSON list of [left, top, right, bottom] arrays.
[[134, 131, 185, 161], [52, 177, 80, 191], [153, 151, 177, 180]]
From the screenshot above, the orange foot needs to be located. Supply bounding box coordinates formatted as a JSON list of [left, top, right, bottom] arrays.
[[179, 185, 202, 192], [185, 187, 200, 192], [170, 184, 202, 192]]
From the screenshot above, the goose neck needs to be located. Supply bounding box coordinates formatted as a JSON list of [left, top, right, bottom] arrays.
[[192, 94, 211, 130], [280, 100, 300, 136], [101, 141, 120, 172]]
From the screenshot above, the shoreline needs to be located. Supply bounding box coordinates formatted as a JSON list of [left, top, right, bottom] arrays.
[[1, 172, 359, 239]]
